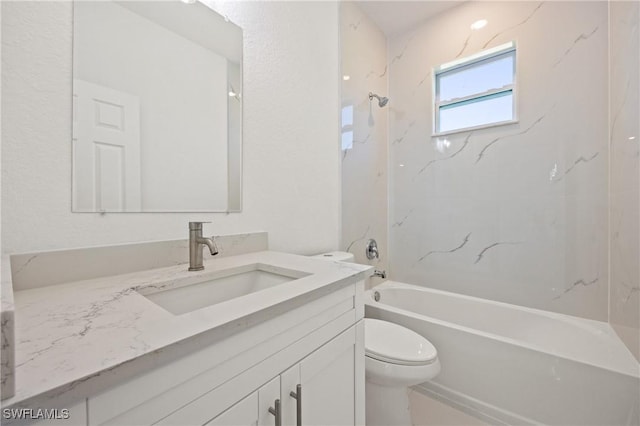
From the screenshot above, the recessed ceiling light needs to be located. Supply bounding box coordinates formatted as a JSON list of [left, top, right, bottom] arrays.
[[343, 75, 351, 81], [629, 136, 636, 140], [470, 19, 488, 30]]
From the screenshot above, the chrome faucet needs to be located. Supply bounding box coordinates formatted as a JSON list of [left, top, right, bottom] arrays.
[[372, 270, 386, 279], [188, 222, 218, 271]]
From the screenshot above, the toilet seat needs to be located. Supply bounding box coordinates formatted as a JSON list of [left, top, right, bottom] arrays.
[[364, 318, 437, 366]]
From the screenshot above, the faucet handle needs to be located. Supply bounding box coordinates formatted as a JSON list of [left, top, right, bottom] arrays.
[[365, 239, 379, 260], [189, 221, 211, 230]]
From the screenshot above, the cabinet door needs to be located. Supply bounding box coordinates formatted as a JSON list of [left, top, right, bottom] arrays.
[[298, 327, 357, 426], [280, 364, 301, 426], [258, 377, 281, 426], [205, 393, 258, 426], [206, 376, 280, 426]]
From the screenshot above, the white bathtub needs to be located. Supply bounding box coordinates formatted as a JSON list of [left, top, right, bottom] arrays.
[[365, 281, 640, 426]]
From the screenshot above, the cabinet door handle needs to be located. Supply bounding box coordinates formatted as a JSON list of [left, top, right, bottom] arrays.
[[289, 384, 302, 426], [268, 399, 281, 426]]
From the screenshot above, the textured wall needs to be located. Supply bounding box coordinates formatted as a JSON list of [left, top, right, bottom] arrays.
[[1, 1, 341, 255], [609, 0, 639, 360], [340, 2, 388, 284], [388, 1, 609, 320]]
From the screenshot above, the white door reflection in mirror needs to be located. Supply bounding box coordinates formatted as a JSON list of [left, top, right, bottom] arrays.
[[73, 80, 141, 212], [72, 0, 242, 212]]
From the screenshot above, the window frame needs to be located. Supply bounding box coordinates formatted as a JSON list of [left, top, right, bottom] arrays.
[[432, 41, 518, 136]]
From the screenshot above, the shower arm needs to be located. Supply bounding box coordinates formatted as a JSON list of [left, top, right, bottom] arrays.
[[368, 92, 389, 107]]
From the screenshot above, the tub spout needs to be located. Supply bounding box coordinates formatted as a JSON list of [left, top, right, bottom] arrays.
[[372, 270, 386, 279]]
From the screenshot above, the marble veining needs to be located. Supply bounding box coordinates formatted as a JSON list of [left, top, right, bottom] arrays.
[[390, 36, 414, 65], [2, 251, 370, 409], [365, 65, 387, 79], [415, 233, 472, 264], [390, 1, 608, 320], [11, 255, 38, 279], [412, 71, 432, 96], [353, 133, 371, 146], [392, 120, 415, 145], [619, 283, 640, 304], [609, 0, 639, 359], [341, 2, 388, 286], [553, 26, 600, 68], [392, 208, 415, 228], [475, 110, 550, 164], [1, 316, 12, 388], [474, 242, 522, 264], [9, 232, 268, 291], [348, 19, 361, 31], [555, 152, 600, 181], [481, 2, 544, 49], [610, 78, 632, 143], [554, 277, 599, 300], [455, 33, 473, 59], [1, 265, 16, 399], [418, 132, 473, 174], [345, 225, 371, 253]]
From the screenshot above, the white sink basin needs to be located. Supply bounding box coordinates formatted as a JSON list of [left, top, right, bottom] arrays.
[[138, 265, 308, 315]]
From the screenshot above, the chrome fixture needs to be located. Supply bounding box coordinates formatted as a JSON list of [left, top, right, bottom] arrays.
[[365, 239, 379, 260], [372, 270, 387, 279], [289, 385, 302, 426], [188, 222, 219, 271], [268, 399, 281, 426], [369, 92, 389, 108], [373, 291, 381, 302]]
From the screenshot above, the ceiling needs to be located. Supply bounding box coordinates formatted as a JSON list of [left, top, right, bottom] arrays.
[[356, 1, 463, 37]]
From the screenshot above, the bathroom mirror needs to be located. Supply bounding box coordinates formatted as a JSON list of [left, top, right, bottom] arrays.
[[72, 0, 242, 212]]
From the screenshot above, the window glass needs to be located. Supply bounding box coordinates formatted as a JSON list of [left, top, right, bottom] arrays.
[[437, 54, 514, 102], [439, 92, 513, 133], [434, 42, 515, 134]]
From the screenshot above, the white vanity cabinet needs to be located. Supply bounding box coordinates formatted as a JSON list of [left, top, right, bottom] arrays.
[[282, 324, 360, 426], [206, 324, 360, 426], [205, 376, 278, 426], [84, 281, 365, 426]]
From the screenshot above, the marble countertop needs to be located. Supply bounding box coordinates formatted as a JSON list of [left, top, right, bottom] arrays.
[[2, 251, 370, 409]]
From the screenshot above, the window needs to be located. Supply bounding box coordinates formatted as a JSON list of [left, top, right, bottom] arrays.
[[434, 41, 516, 135]]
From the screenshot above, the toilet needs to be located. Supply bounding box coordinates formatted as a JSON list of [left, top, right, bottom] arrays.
[[364, 318, 440, 426], [311, 252, 440, 426]]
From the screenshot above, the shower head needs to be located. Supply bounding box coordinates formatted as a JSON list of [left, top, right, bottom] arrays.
[[369, 92, 389, 108]]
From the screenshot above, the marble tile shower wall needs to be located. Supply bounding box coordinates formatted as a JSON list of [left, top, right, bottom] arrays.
[[609, 1, 639, 360], [388, 2, 609, 320], [340, 2, 388, 286]]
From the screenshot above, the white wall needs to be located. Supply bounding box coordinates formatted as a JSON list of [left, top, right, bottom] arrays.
[[388, 1, 609, 320], [1, 1, 341, 255], [340, 2, 388, 286], [74, 1, 228, 211]]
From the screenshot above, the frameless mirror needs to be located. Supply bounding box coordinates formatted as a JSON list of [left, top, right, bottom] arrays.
[[72, 0, 242, 212]]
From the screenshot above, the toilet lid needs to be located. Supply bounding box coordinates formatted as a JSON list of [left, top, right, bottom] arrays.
[[364, 318, 437, 366]]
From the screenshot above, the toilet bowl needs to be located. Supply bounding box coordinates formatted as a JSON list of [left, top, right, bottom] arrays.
[[365, 318, 440, 426], [309, 253, 440, 424]]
